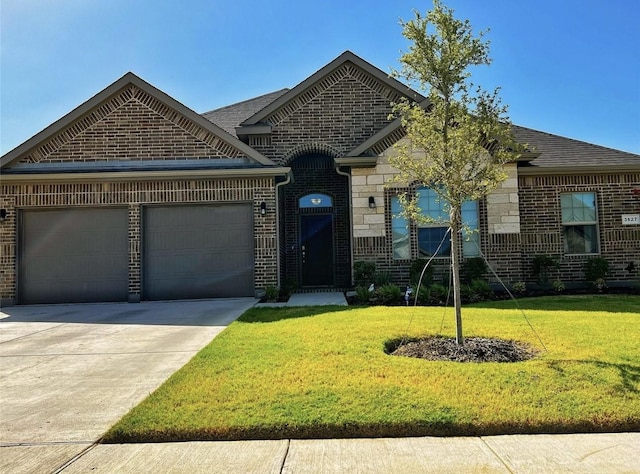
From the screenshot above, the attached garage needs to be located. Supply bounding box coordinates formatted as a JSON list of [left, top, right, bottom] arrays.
[[143, 203, 254, 300], [19, 208, 129, 304]]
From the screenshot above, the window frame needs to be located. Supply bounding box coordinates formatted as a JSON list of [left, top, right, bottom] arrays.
[[560, 191, 600, 255], [389, 188, 480, 260]]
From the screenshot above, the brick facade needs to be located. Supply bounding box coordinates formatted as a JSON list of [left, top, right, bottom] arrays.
[[248, 63, 402, 165], [0, 76, 280, 305], [2, 53, 639, 305], [243, 61, 407, 289], [0, 179, 278, 303], [519, 173, 640, 284]]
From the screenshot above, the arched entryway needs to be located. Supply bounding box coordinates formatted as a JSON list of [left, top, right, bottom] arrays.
[[279, 154, 351, 289]]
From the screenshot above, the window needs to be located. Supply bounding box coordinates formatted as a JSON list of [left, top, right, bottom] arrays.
[[417, 188, 479, 258], [390, 188, 479, 260], [299, 193, 332, 208], [391, 196, 410, 259], [561, 192, 598, 254]]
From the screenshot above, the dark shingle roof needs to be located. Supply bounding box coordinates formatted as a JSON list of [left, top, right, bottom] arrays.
[[513, 125, 640, 169], [202, 89, 289, 137]]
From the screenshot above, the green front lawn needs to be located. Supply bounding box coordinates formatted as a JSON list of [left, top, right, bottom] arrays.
[[104, 295, 640, 442]]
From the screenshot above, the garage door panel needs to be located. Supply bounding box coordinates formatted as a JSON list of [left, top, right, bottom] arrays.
[[20, 208, 128, 304], [144, 204, 254, 300]]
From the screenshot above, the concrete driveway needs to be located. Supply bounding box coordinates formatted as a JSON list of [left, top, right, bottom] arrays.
[[0, 298, 256, 473]]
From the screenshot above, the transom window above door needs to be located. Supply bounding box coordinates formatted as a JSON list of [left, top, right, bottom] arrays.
[[299, 193, 333, 208]]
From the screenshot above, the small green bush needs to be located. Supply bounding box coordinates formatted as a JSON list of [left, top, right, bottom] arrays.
[[552, 279, 565, 293], [428, 283, 449, 304], [374, 284, 402, 304], [470, 278, 493, 300], [409, 259, 433, 287], [373, 271, 391, 286], [264, 285, 279, 302], [280, 277, 297, 298], [462, 257, 488, 284], [512, 281, 526, 295], [583, 257, 610, 283], [355, 285, 372, 304], [353, 261, 376, 287], [413, 285, 431, 305], [532, 255, 559, 288]]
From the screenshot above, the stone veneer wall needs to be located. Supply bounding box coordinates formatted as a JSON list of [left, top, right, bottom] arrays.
[[350, 141, 525, 285], [0, 178, 277, 303]]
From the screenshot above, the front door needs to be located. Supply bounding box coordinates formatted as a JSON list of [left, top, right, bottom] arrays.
[[300, 214, 334, 286]]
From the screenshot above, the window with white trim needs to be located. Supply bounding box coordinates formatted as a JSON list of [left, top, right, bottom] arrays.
[[561, 192, 598, 254]]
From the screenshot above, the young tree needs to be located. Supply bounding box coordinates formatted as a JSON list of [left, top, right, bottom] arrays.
[[389, 0, 522, 345]]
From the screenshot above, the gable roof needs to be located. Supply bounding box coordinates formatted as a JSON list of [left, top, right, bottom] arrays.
[[202, 89, 289, 137], [0, 72, 278, 170], [236, 51, 426, 135]]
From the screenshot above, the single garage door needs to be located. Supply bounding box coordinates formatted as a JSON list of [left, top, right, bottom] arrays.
[[19, 208, 129, 304], [143, 204, 254, 300]]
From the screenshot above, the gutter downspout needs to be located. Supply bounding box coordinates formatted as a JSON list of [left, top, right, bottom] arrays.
[[274, 170, 292, 288], [335, 163, 353, 287]]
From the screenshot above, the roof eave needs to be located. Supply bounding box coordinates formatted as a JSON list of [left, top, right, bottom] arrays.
[[0, 166, 292, 184], [518, 164, 640, 176]]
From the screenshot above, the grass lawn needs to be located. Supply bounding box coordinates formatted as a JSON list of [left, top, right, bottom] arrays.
[[104, 295, 640, 442]]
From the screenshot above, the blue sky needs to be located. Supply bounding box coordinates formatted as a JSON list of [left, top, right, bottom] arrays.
[[1, 0, 639, 155]]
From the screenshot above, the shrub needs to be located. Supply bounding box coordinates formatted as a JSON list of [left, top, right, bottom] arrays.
[[413, 284, 431, 305], [264, 285, 279, 302], [280, 277, 297, 298], [583, 257, 610, 283], [374, 284, 402, 304], [428, 283, 449, 304], [470, 278, 493, 300], [532, 254, 558, 289], [355, 285, 372, 304], [353, 261, 376, 287], [409, 259, 433, 287], [512, 281, 526, 295], [462, 257, 488, 284], [374, 271, 391, 286], [552, 279, 565, 293]]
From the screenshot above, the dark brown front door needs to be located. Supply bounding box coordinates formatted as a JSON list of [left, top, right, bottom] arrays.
[[300, 214, 334, 286]]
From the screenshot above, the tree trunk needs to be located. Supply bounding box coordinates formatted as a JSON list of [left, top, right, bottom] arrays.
[[450, 207, 464, 345]]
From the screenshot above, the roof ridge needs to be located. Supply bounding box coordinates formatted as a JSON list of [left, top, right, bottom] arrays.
[[202, 88, 290, 115]]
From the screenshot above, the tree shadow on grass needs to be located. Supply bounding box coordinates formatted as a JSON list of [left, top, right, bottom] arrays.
[[238, 305, 353, 323], [468, 294, 640, 314], [546, 359, 640, 395]]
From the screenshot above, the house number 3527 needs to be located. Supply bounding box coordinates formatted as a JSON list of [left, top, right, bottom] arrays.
[[622, 214, 640, 225]]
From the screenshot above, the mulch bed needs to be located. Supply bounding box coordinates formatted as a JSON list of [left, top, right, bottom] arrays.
[[390, 336, 538, 363]]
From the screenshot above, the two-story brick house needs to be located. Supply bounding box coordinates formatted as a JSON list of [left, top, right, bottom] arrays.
[[1, 51, 638, 305]]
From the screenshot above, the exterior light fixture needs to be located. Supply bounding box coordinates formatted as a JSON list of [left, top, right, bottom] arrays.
[[310, 198, 322, 205], [260, 202, 267, 216], [368, 196, 376, 209]]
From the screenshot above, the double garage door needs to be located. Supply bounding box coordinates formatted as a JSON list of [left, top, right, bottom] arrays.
[[19, 204, 254, 304]]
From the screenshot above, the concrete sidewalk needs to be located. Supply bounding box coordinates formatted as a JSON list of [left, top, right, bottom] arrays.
[[31, 432, 640, 473]]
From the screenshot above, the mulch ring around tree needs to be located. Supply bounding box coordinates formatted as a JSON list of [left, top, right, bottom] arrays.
[[388, 336, 539, 363]]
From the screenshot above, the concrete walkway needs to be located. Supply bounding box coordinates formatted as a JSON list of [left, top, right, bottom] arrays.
[[2, 295, 638, 473], [256, 291, 348, 307]]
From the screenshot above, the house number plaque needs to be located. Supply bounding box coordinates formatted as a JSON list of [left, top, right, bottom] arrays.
[[622, 214, 640, 225]]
